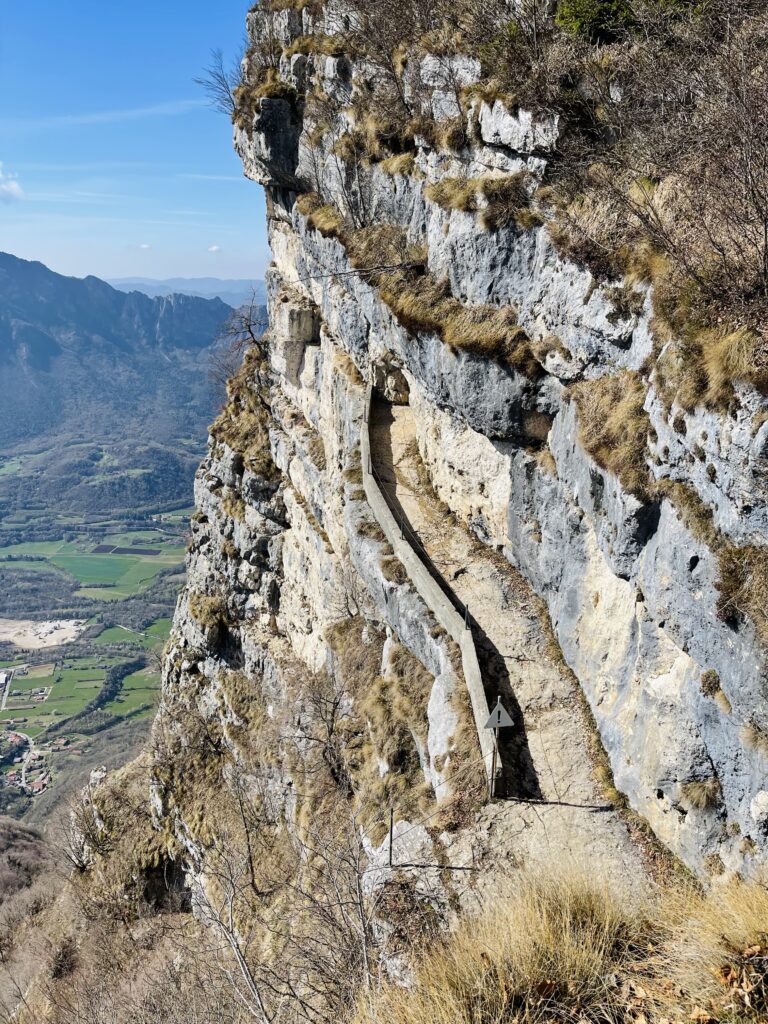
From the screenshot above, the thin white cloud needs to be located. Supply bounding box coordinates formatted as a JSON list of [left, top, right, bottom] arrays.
[[208, 245, 222, 253], [139, 244, 152, 250], [0, 163, 23, 203], [30, 190, 131, 205], [1, 100, 206, 130], [180, 173, 244, 182], [16, 160, 158, 173]]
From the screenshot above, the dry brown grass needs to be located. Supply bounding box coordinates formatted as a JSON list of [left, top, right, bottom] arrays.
[[264, 0, 322, 10], [700, 669, 722, 698], [655, 479, 719, 548], [346, 223, 424, 273], [210, 347, 277, 480], [284, 33, 347, 58], [325, 619, 435, 836], [381, 555, 408, 586], [221, 488, 246, 521], [357, 518, 386, 543], [571, 372, 768, 655], [716, 545, 768, 647], [346, 223, 540, 371], [305, 433, 327, 471], [424, 176, 479, 213], [569, 380, 768, 654], [653, 879, 768, 1022], [681, 777, 722, 810], [647, 486, 768, 660], [664, 327, 768, 412], [410, 116, 468, 154], [743, 720, 768, 758], [356, 871, 650, 1024], [295, 193, 347, 240], [233, 68, 298, 129], [188, 592, 228, 637], [479, 174, 542, 232], [356, 870, 768, 1024], [425, 173, 542, 232], [380, 152, 417, 176], [571, 370, 652, 500]]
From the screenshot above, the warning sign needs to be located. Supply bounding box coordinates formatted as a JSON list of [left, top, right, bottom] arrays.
[[484, 697, 513, 730]]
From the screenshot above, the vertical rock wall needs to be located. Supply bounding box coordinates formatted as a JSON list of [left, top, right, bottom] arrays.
[[158, 1, 768, 880]]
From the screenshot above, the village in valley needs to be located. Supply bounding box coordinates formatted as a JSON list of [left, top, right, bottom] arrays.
[[1, 659, 92, 797]]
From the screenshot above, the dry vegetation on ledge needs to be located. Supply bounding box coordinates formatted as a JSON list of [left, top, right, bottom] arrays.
[[294, 210, 542, 372], [425, 172, 543, 232], [572, 371, 768, 649], [235, 0, 768, 415], [210, 344, 278, 480], [357, 870, 768, 1024], [571, 370, 652, 501]]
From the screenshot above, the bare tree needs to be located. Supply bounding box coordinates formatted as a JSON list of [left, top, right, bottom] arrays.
[[191, 800, 391, 1024], [195, 48, 244, 117], [210, 292, 269, 393]]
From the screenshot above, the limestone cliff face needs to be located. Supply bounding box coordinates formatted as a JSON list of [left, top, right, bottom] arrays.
[[156, 0, 768, 891]]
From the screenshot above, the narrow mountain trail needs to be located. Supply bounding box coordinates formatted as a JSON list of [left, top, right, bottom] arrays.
[[369, 399, 652, 894]]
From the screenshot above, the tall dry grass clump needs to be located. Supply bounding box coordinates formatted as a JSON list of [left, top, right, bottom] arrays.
[[716, 545, 768, 647], [571, 370, 652, 500], [357, 870, 768, 1024], [425, 173, 542, 232], [345, 223, 540, 372], [652, 879, 768, 1023], [357, 871, 649, 1024]]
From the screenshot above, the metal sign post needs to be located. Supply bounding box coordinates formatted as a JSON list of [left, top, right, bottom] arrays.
[[484, 696, 514, 801]]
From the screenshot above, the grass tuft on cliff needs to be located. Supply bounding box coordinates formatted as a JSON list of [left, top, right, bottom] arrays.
[[210, 344, 278, 480], [681, 777, 722, 810], [571, 370, 652, 500], [425, 172, 543, 232], [344, 223, 541, 373]]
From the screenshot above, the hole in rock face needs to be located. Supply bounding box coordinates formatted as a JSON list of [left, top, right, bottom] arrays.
[[636, 589, 645, 603], [143, 858, 191, 912], [657, 789, 664, 800], [743, 504, 753, 515], [523, 411, 554, 443], [689, 555, 700, 572]]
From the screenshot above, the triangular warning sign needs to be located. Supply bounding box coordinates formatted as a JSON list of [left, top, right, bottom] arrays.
[[484, 697, 513, 729]]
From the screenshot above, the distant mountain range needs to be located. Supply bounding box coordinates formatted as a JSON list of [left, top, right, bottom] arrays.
[[0, 253, 244, 527], [109, 276, 267, 308]]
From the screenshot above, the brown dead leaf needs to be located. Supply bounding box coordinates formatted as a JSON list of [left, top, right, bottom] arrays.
[[689, 1008, 716, 1024]]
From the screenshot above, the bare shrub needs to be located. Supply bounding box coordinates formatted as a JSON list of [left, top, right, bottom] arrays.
[[209, 294, 268, 393]]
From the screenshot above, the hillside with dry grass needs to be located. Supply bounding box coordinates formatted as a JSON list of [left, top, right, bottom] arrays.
[[5, 2, 768, 1022]]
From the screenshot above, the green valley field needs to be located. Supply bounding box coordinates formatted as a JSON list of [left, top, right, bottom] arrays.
[[0, 520, 186, 820], [0, 529, 186, 602]]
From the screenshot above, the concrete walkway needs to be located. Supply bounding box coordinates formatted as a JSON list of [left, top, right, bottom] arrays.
[[369, 398, 649, 890]]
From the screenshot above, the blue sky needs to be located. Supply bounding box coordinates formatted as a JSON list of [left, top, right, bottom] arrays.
[[0, 1, 269, 280]]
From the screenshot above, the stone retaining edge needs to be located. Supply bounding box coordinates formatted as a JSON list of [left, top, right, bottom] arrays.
[[361, 387, 494, 782]]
